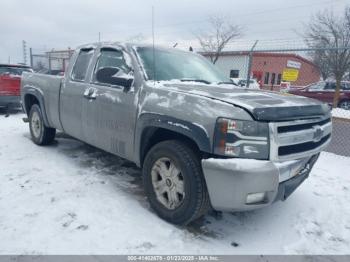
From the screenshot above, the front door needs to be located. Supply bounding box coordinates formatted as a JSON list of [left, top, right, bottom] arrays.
[[82, 47, 137, 160]]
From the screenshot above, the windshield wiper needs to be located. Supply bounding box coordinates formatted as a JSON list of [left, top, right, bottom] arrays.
[[217, 81, 238, 86], [180, 78, 211, 84]]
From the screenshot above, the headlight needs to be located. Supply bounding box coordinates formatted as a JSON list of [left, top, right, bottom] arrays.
[[213, 118, 269, 159]]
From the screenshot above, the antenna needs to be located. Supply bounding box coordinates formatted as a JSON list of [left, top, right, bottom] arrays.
[[152, 6, 156, 85]]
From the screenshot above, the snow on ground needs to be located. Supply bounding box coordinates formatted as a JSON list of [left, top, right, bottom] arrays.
[[332, 108, 350, 119], [0, 113, 350, 255]]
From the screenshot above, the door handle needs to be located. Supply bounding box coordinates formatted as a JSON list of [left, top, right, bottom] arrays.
[[89, 93, 97, 100], [83, 88, 97, 100]]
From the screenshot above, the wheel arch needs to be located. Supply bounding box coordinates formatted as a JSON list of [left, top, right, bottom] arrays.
[[135, 113, 211, 167], [23, 87, 50, 127]]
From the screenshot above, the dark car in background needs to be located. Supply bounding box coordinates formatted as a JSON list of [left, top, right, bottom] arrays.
[[0, 64, 33, 109], [288, 81, 350, 110]]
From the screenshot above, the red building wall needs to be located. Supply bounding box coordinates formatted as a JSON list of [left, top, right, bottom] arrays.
[[251, 53, 321, 90]]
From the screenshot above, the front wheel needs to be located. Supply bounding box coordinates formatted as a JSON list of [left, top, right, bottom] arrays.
[[143, 140, 210, 225], [29, 104, 56, 145]]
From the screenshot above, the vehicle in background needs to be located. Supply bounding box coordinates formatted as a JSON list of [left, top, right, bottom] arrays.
[[279, 82, 291, 91], [231, 78, 260, 89], [21, 43, 331, 225], [288, 81, 350, 110], [0, 64, 33, 109]]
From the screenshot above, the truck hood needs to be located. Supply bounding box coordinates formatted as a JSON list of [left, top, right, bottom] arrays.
[[159, 82, 330, 121]]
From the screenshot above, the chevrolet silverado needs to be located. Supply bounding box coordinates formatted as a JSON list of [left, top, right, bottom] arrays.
[[21, 42, 332, 225]]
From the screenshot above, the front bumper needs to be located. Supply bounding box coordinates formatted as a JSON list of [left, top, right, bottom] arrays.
[[201, 153, 319, 212], [0, 95, 21, 108]]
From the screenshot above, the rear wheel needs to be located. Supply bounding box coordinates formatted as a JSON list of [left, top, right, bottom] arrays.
[[29, 104, 56, 145], [339, 100, 350, 110], [143, 140, 210, 225]]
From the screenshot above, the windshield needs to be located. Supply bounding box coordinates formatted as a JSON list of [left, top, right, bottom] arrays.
[[136, 47, 230, 84]]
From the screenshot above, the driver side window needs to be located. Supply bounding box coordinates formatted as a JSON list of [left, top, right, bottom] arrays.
[[93, 48, 132, 84]]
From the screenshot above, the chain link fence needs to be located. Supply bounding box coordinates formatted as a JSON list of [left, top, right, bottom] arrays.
[[29, 48, 74, 75], [201, 45, 350, 157]]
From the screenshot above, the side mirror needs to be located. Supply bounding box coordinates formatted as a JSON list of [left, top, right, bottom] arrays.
[[96, 67, 134, 90]]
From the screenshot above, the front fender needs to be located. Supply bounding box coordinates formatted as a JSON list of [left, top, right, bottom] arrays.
[[135, 113, 212, 166]]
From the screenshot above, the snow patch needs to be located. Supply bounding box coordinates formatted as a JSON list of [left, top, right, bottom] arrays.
[[332, 108, 350, 119], [167, 121, 190, 131], [1, 114, 349, 254]]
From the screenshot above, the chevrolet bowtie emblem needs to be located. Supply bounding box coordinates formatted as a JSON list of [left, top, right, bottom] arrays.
[[312, 125, 323, 142]]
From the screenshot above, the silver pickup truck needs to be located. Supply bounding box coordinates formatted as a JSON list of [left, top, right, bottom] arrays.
[[21, 42, 332, 225]]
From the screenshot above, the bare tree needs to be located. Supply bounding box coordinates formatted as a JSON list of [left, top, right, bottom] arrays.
[[304, 6, 350, 108], [309, 46, 332, 80], [196, 15, 242, 64]]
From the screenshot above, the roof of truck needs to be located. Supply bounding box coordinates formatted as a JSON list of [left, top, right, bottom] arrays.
[[76, 42, 179, 50]]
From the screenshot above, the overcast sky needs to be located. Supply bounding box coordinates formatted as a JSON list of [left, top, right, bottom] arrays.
[[0, 0, 348, 64]]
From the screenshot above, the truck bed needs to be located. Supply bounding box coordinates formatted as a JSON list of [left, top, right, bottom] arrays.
[[21, 72, 63, 129]]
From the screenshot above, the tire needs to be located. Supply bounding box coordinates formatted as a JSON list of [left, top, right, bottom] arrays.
[[29, 104, 56, 145], [143, 140, 210, 225], [339, 100, 350, 110]]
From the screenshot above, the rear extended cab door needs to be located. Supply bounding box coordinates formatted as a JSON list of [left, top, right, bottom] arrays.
[[59, 47, 95, 140], [82, 45, 138, 161]]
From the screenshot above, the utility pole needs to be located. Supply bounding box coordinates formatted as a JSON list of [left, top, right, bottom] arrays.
[[29, 48, 33, 68], [22, 40, 27, 65], [99, 32, 101, 42], [246, 40, 258, 88]]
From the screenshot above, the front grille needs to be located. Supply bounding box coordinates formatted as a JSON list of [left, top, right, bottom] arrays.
[[277, 118, 331, 133], [270, 116, 332, 161], [278, 134, 331, 156]]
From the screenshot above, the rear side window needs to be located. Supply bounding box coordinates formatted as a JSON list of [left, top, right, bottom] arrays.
[[71, 49, 94, 81]]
